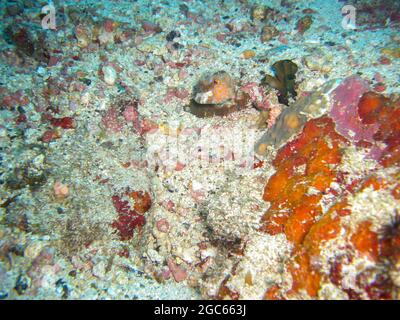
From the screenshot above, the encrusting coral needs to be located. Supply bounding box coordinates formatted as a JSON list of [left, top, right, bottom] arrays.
[[255, 85, 400, 299], [255, 79, 336, 155], [193, 71, 235, 105], [260, 116, 347, 242], [185, 71, 251, 117]]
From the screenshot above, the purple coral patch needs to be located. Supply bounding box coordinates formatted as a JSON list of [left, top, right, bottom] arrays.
[[330, 76, 379, 143]]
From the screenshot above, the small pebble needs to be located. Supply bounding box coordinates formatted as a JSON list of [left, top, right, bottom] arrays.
[[167, 259, 187, 282], [54, 181, 69, 199], [102, 65, 117, 85], [156, 219, 170, 233], [24, 242, 45, 260], [374, 83, 386, 92], [242, 50, 256, 59]]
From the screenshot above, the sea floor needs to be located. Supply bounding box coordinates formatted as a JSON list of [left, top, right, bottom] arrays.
[[0, 0, 400, 300]]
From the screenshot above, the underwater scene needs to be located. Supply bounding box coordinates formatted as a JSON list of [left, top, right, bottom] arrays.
[[0, 0, 399, 300]]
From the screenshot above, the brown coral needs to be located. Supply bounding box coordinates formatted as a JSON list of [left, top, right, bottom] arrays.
[[186, 71, 251, 117], [263, 60, 298, 106], [260, 25, 279, 43], [297, 15, 313, 35]]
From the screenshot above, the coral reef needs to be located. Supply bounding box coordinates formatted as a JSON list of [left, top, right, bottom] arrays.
[[352, 0, 400, 29], [251, 5, 275, 22], [0, 0, 399, 301], [255, 88, 400, 299]]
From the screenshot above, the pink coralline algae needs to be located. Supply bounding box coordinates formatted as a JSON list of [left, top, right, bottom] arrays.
[[374, 84, 386, 92], [102, 102, 157, 136], [111, 193, 148, 241], [178, 68, 189, 80], [330, 76, 379, 144], [104, 19, 114, 33], [122, 105, 142, 133], [102, 107, 123, 133], [41, 130, 60, 143], [15, 113, 27, 124], [156, 218, 170, 233], [138, 118, 159, 136], [1, 90, 30, 109], [163, 87, 190, 103], [122, 105, 139, 123], [27, 247, 61, 291], [167, 258, 188, 282], [50, 116, 75, 129], [141, 21, 162, 34], [241, 82, 282, 128], [165, 60, 189, 69], [241, 82, 270, 111], [47, 56, 60, 67], [267, 104, 283, 129]]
